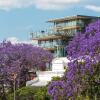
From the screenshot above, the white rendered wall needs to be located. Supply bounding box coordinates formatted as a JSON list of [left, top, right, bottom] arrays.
[[37, 71, 64, 81], [52, 57, 69, 72]]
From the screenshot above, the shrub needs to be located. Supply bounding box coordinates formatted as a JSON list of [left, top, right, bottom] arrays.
[[8, 86, 50, 100]]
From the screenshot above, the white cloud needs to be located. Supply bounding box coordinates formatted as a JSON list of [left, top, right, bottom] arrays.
[[86, 5, 100, 12], [6, 37, 34, 44], [34, 0, 80, 10], [0, 0, 81, 11], [0, 0, 100, 12], [0, 0, 34, 11], [6, 37, 19, 44]]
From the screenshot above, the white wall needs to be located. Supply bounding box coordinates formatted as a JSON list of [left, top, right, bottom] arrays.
[[37, 71, 64, 81]]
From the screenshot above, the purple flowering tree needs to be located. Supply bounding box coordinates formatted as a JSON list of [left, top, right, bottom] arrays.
[[0, 41, 53, 98], [48, 20, 100, 99]]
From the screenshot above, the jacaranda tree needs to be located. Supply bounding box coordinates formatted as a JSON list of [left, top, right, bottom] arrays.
[[0, 41, 53, 99], [48, 20, 100, 100]]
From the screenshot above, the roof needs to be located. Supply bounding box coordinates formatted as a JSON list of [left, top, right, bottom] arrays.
[[47, 15, 99, 23]]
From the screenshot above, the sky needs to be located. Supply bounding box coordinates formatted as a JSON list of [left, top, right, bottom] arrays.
[[0, 0, 100, 42]]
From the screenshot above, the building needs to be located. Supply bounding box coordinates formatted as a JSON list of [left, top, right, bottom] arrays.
[[27, 15, 99, 86], [30, 15, 99, 57]]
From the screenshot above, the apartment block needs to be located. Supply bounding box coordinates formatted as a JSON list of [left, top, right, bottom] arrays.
[[30, 15, 99, 57]]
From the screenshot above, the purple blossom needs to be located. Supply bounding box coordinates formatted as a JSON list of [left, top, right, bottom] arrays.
[[0, 41, 53, 91], [48, 20, 100, 99]]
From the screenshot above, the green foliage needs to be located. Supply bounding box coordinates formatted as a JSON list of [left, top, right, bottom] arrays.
[[33, 87, 50, 100], [51, 76, 61, 81], [7, 86, 50, 100], [8, 87, 35, 100]]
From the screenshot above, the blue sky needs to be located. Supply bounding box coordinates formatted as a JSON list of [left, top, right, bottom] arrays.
[[0, 0, 100, 42]]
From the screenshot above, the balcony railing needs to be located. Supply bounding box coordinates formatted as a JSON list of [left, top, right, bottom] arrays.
[[39, 41, 62, 48], [31, 26, 81, 39], [31, 31, 57, 39]]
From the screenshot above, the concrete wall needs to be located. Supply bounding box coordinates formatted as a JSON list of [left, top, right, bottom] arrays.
[[37, 71, 64, 81]]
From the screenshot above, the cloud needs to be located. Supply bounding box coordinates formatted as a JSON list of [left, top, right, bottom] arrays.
[[1, 0, 99, 12], [34, 0, 80, 10], [0, 0, 34, 11], [85, 5, 100, 12], [0, 0, 81, 11], [6, 37, 35, 44], [6, 37, 19, 44]]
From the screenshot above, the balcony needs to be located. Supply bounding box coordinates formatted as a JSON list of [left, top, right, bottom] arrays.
[[31, 24, 81, 40], [32, 31, 62, 41], [38, 41, 63, 51], [54, 25, 81, 31], [31, 31, 55, 38]]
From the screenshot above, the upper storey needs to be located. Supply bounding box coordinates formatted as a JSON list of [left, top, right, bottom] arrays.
[[31, 15, 99, 41], [47, 15, 99, 23], [47, 15, 99, 33]]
